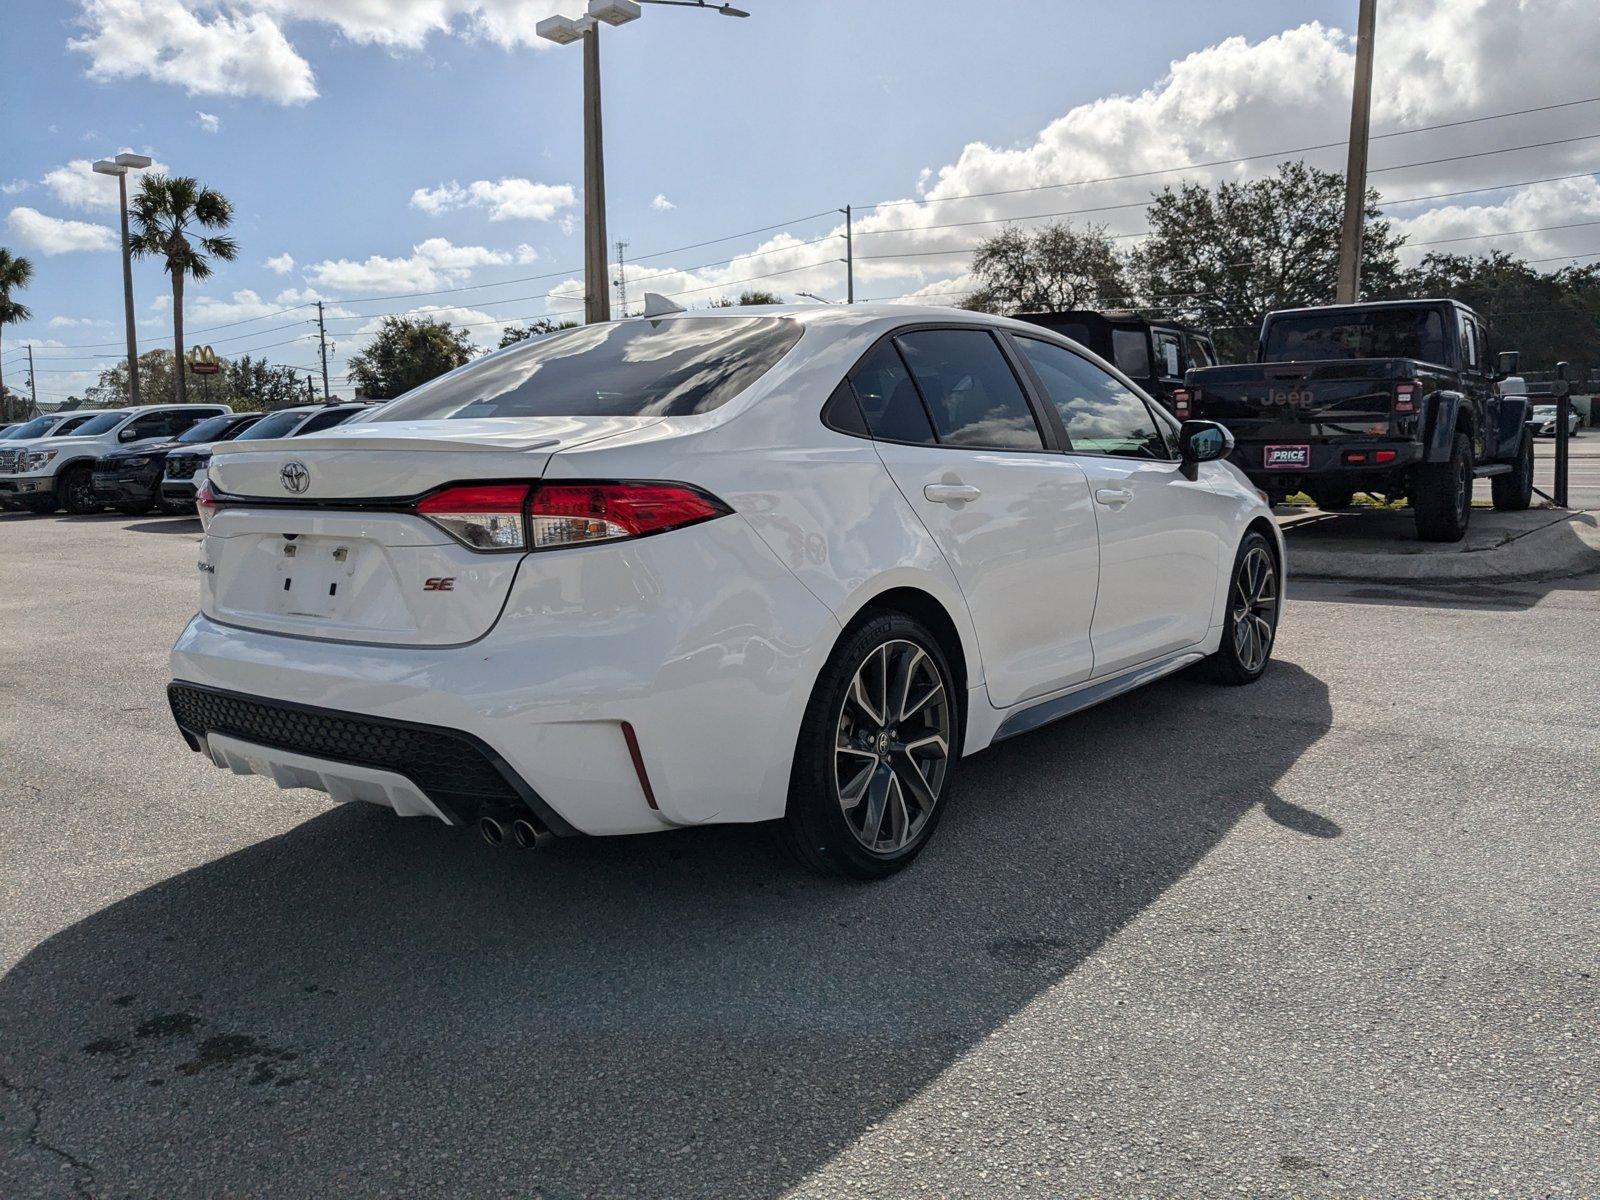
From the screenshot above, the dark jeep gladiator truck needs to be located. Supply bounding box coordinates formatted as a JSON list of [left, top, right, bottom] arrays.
[[1177, 299, 1535, 541]]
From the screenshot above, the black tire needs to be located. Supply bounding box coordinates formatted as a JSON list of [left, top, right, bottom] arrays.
[[1309, 487, 1356, 511], [782, 612, 958, 879], [1203, 530, 1280, 686], [1414, 432, 1472, 543], [1491, 430, 1534, 512], [116, 499, 155, 516], [57, 464, 102, 516]]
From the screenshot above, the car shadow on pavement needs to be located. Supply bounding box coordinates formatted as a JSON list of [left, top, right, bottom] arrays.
[[124, 517, 201, 535], [0, 663, 1333, 1198]]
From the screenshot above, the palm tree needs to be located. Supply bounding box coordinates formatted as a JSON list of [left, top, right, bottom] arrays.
[[0, 247, 34, 417], [129, 175, 237, 404]]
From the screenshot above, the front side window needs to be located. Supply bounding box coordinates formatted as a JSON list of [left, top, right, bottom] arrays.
[[1186, 334, 1217, 368], [1461, 317, 1478, 369], [895, 329, 1043, 451], [296, 407, 361, 434], [1016, 337, 1171, 460], [372, 316, 802, 421], [1111, 329, 1152, 379], [125, 412, 178, 439], [850, 341, 937, 444]]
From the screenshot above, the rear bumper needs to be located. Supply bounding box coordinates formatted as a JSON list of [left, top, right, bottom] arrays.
[[1231, 441, 1424, 492], [168, 515, 839, 837]]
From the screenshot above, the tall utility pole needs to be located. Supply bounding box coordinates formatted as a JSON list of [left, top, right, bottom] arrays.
[[842, 204, 855, 303], [1336, 0, 1378, 304], [26, 344, 38, 414], [614, 239, 630, 318], [93, 153, 152, 403], [315, 300, 331, 400]]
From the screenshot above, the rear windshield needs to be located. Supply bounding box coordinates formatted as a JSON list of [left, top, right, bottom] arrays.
[[232, 410, 309, 441], [370, 317, 803, 421], [1264, 309, 1449, 364], [69, 412, 129, 436]]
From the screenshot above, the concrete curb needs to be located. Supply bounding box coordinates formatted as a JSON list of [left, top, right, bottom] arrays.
[[1285, 511, 1600, 583]]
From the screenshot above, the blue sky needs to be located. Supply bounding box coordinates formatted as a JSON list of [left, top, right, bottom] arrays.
[[5, 0, 1598, 403]]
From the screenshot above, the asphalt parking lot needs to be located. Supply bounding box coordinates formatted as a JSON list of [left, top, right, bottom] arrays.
[[2, 512, 1597, 1199]]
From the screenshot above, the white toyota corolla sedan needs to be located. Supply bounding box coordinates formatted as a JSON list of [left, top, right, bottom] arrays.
[[169, 304, 1283, 877]]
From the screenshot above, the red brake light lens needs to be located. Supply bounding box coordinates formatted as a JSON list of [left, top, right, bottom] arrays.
[[1172, 388, 1192, 418], [1394, 382, 1418, 413], [417, 484, 532, 550], [413, 481, 730, 552], [526, 483, 730, 549]]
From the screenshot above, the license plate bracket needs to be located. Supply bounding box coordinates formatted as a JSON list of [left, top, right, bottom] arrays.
[[1263, 444, 1311, 470], [269, 538, 359, 619]]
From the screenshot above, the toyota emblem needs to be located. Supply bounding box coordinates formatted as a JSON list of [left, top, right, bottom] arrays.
[[280, 461, 311, 494]]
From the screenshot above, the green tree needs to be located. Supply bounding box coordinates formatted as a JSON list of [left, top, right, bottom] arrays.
[[710, 289, 784, 308], [1386, 251, 1600, 373], [960, 222, 1130, 315], [0, 247, 34, 418], [498, 317, 581, 348], [85, 349, 180, 408], [225, 355, 310, 411], [347, 316, 477, 399], [129, 175, 239, 404], [1129, 160, 1405, 360]]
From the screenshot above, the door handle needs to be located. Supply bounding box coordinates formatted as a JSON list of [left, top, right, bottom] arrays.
[[1094, 486, 1134, 507], [924, 483, 982, 504]]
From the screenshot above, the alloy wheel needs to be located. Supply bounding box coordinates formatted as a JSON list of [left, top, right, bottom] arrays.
[[1230, 545, 1278, 673], [833, 638, 951, 855]]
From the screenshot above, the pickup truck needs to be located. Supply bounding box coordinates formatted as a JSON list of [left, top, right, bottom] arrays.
[[1178, 299, 1534, 541]]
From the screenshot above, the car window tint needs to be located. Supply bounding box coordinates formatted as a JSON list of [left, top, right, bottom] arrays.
[[297, 408, 359, 433], [850, 340, 936, 445], [127, 412, 175, 438], [1111, 329, 1151, 378], [1152, 330, 1184, 380], [894, 329, 1043, 450], [1016, 337, 1171, 460]]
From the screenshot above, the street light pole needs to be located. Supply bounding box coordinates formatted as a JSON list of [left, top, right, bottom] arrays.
[[1335, 0, 1378, 304], [539, 0, 749, 324], [583, 21, 611, 324], [94, 153, 152, 403]]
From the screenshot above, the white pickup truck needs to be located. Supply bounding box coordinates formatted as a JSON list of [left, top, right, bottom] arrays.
[[0, 410, 109, 509], [0, 403, 230, 514]]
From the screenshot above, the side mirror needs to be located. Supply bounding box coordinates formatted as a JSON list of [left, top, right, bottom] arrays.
[[1178, 420, 1234, 481], [117, 427, 140, 442], [1496, 350, 1520, 378]]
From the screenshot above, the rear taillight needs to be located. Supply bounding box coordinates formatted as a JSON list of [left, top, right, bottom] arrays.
[[1172, 388, 1192, 419], [196, 483, 219, 532], [1394, 381, 1418, 413], [417, 484, 530, 550], [416, 481, 730, 552]]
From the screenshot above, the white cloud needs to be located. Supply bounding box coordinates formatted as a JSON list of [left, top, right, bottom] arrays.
[[410, 178, 577, 222], [264, 252, 296, 274], [514, 244, 539, 265], [70, 0, 317, 105], [41, 154, 172, 211], [49, 316, 108, 328], [196, 111, 221, 133], [1391, 175, 1600, 265], [352, 303, 503, 347], [304, 237, 516, 294], [651, 193, 675, 212], [6, 207, 118, 255], [1, 180, 29, 196]]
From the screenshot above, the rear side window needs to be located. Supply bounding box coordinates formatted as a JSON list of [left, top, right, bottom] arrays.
[[1111, 329, 1151, 379], [1016, 337, 1171, 460], [371, 317, 801, 420], [1152, 330, 1184, 380], [895, 329, 1043, 450], [849, 341, 936, 444]]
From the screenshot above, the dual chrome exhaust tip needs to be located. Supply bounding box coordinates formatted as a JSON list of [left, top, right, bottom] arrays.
[[478, 810, 554, 850]]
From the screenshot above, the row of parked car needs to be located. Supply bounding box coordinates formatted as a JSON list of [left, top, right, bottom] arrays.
[[0, 401, 374, 516]]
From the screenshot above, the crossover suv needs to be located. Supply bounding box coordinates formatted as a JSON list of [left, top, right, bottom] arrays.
[[169, 306, 1283, 877], [163, 403, 373, 509], [6, 403, 230, 514], [94, 411, 265, 515]]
